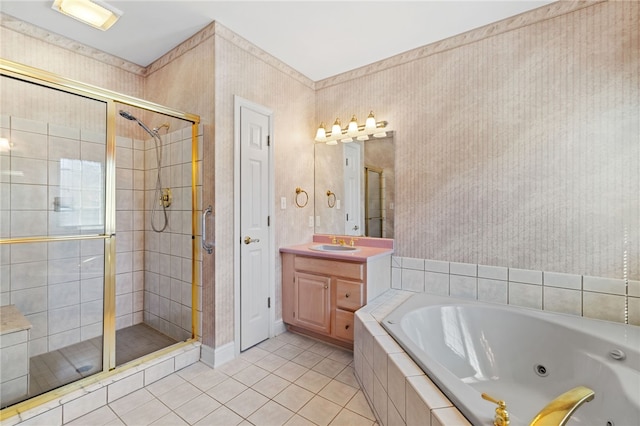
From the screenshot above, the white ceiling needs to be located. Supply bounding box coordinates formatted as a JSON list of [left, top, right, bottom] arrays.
[[0, 1, 555, 81]]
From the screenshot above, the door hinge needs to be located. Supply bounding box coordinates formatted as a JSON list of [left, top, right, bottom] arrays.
[[267, 216, 270, 226], [345, 158, 349, 166], [268, 297, 271, 308], [267, 135, 271, 146], [293, 312, 296, 318]]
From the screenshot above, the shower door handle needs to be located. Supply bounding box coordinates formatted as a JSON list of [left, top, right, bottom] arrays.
[[202, 205, 214, 254]]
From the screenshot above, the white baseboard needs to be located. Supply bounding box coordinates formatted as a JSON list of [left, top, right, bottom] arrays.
[[199, 344, 215, 368], [213, 341, 236, 368], [205, 321, 285, 369], [273, 319, 286, 336]]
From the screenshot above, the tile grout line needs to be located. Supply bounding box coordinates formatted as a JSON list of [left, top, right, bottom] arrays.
[[66, 332, 376, 426]]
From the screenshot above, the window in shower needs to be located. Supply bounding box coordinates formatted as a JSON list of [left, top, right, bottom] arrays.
[[57, 158, 105, 231]]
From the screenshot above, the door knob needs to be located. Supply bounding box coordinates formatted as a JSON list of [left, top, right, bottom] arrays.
[[353, 225, 359, 231], [244, 236, 260, 245]]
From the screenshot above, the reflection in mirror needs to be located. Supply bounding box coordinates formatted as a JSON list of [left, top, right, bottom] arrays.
[[315, 133, 394, 238]]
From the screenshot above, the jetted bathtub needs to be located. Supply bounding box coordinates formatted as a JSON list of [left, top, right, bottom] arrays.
[[381, 293, 640, 425]]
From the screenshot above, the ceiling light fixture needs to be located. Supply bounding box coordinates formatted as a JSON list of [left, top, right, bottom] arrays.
[[52, 0, 122, 31], [315, 111, 388, 144]]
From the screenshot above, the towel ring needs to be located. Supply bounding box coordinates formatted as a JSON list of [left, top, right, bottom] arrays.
[[295, 187, 309, 208], [326, 190, 336, 208]]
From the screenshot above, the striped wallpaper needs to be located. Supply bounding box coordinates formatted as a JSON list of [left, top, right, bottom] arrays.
[[316, 1, 639, 280]]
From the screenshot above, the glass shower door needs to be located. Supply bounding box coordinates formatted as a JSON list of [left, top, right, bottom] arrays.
[[0, 75, 110, 408]]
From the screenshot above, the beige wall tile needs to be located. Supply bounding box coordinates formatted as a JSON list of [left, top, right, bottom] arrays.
[[543, 287, 582, 316], [583, 292, 626, 323]]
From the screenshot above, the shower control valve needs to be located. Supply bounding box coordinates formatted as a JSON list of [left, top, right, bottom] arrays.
[[160, 188, 172, 208]]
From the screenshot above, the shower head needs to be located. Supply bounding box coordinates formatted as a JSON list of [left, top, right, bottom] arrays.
[[119, 110, 154, 136], [119, 110, 137, 121]]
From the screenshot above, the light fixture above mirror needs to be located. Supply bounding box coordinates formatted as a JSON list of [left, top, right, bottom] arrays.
[[315, 111, 388, 144]]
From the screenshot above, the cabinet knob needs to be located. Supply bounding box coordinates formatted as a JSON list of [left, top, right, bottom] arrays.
[[324, 284, 328, 289], [345, 292, 350, 298], [345, 324, 350, 330]]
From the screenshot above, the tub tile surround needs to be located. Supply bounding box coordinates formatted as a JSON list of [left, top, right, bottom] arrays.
[[354, 290, 471, 426], [391, 256, 639, 326]]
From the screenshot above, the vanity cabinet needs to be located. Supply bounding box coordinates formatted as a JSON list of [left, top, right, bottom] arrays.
[[293, 272, 331, 335], [281, 252, 390, 348]]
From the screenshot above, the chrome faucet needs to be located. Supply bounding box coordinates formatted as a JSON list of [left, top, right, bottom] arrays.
[[529, 386, 595, 426], [482, 386, 594, 426]]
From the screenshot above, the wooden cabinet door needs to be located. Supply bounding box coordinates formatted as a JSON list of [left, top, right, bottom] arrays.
[[294, 272, 331, 335]]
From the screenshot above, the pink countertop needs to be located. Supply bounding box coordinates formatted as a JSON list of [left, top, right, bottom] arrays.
[[279, 235, 394, 262]]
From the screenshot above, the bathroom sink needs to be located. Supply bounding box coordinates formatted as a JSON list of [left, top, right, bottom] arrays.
[[309, 244, 359, 252]]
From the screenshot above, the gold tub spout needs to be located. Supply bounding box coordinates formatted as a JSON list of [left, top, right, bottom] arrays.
[[529, 386, 595, 426]]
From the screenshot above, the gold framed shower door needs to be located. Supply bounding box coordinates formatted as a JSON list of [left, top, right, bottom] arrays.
[[0, 58, 201, 418]]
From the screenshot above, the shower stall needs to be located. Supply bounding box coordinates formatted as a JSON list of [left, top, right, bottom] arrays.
[[0, 60, 201, 410]]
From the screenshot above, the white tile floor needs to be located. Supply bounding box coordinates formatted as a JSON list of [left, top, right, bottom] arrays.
[[67, 332, 378, 426]]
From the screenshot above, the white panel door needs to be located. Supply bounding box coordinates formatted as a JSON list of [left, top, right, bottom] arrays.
[[240, 106, 270, 351], [344, 143, 362, 236]]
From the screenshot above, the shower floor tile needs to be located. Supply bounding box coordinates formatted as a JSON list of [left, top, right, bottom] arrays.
[[27, 324, 177, 402], [116, 323, 178, 365]]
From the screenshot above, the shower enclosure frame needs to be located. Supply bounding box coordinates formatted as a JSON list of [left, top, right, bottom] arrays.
[[0, 58, 201, 416]]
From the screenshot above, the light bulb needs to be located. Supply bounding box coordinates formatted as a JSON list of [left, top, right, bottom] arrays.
[[356, 135, 369, 141], [326, 140, 338, 145], [315, 123, 326, 141], [373, 131, 387, 138], [347, 115, 358, 136], [331, 118, 342, 138], [365, 111, 376, 131], [341, 137, 353, 143]]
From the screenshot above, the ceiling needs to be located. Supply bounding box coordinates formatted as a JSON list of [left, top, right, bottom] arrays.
[[0, 1, 555, 81]]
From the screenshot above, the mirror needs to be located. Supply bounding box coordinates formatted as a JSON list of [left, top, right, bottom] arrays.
[[314, 133, 394, 238]]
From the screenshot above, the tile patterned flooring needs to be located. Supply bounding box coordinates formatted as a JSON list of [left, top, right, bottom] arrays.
[[29, 324, 177, 400], [67, 332, 378, 426]]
